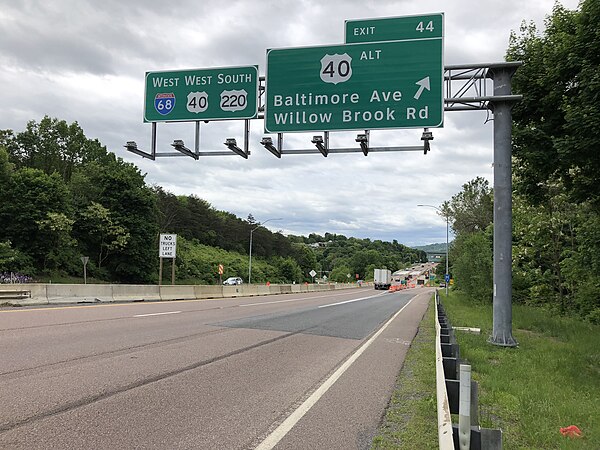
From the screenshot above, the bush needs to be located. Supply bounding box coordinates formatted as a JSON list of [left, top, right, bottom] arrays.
[[450, 229, 493, 302]]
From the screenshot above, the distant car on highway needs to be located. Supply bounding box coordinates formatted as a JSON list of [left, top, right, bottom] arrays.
[[223, 277, 243, 285]]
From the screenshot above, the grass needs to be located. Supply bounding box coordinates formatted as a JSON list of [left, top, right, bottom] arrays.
[[371, 291, 599, 449], [371, 298, 438, 449], [442, 290, 600, 449]]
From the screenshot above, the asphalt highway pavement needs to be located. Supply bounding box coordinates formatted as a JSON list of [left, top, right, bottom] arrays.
[[0, 287, 432, 449]]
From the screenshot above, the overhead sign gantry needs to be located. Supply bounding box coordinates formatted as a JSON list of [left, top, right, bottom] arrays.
[[125, 12, 522, 352]]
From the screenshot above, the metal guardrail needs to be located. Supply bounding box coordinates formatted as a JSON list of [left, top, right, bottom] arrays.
[[435, 291, 503, 449], [435, 291, 455, 448], [0, 290, 31, 299]]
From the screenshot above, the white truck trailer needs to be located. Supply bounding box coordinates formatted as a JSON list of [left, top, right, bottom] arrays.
[[374, 268, 392, 290]]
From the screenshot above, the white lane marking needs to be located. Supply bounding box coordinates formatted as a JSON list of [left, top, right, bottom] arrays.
[[254, 295, 416, 450], [133, 311, 181, 318], [240, 291, 361, 307], [317, 292, 388, 308], [241, 298, 310, 307]]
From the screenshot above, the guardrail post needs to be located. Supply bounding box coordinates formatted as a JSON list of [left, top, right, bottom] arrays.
[[459, 364, 472, 450]]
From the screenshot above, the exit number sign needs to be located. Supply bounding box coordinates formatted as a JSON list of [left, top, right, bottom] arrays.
[[345, 13, 443, 43]]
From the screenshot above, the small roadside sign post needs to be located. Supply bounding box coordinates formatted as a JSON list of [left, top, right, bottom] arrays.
[[80, 256, 89, 285], [159, 234, 177, 285], [309, 269, 317, 284], [218, 264, 224, 284]]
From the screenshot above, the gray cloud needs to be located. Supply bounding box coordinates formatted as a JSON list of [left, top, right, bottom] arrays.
[[0, 0, 577, 245]]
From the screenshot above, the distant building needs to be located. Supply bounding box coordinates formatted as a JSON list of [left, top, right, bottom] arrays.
[[426, 252, 445, 262], [308, 241, 332, 248]]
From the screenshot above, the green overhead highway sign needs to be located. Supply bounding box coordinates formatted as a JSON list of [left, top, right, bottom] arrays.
[[265, 38, 443, 133], [345, 13, 443, 43], [144, 65, 258, 123]]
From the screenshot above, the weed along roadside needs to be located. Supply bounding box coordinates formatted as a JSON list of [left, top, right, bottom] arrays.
[[371, 297, 438, 449], [441, 291, 599, 449], [372, 291, 599, 449]]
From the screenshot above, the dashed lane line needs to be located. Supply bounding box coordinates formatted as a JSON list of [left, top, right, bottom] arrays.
[[254, 295, 416, 450]]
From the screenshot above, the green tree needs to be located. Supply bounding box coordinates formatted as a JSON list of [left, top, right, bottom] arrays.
[[0, 241, 32, 274], [0, 167, 71, 269], [507, 1, 600, 206], [434, 256, 447, 279], [277, 257, 302, 283], [513, 191, 600, 321], [450, 229, 493, 302], [0, 146, 13, 185], [444, 177, 493, 235], [560, 207, 600, 323], [4, 116, 111, 182], [72, 158, 158, 282], [152, 186, 188, 234], [505, 0, 600, 322], [439, 177, 494, 301], [0, 241, 16, 272], [351, 249, 382, 279], [330, 265, 353, 282], [36, 212, 77, 272], [79, 202, 129, 269], [291, 243, 318, 281]]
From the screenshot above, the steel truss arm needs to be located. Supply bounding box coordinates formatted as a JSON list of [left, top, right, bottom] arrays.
[[444, 62, 522, 111], [124, 62, 521, 160]]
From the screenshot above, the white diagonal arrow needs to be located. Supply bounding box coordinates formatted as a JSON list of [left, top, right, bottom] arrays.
[[414, 76, 431, 100]]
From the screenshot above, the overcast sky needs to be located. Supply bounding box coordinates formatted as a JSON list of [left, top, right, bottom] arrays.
[[0, 0, 579, 246]]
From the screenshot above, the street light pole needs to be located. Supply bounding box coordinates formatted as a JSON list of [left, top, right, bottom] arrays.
[[249, 227, 255, 284], [248, 218, 282, 284], [418, 204, 449, 295], [445, 213, 449, 296]]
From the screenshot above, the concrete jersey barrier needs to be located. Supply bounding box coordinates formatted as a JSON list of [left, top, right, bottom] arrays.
[[1, 282, 361, 306]]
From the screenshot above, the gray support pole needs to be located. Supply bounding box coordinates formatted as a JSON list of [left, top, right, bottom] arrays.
[[248, 229, 254, 284], [445, 215, 449, 296], [244, 119, 250, 156], [151, 122, 157, 158], [488, 64, 520, 347], [158, 257, 163, 286], [195, 121, 200, 157], [171, 257, 176, 286]]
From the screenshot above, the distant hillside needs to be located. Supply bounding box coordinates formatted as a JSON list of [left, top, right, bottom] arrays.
[[0, 116, 428, 284], [414, 243, 447, 253]]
